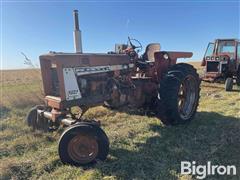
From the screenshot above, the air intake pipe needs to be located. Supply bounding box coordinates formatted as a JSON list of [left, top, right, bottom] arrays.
[[73, 10, 82, 53]]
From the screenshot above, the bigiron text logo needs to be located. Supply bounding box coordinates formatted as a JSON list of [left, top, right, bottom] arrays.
[[181, 161, 237, 179]]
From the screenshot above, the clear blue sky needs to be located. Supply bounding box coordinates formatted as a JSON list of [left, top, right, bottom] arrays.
[[1, 1, 239, 69]]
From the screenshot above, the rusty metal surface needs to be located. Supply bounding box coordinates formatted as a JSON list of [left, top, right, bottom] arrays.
[[40, 53, 131, 67], [40, 53, 132, 101], [201, 39, 239, 71], [45, 96, 61, 109], [40, 41, 194, 117], [166, 51, 193, 59], [142, 43, 161, 61], [178, 75, 198, 120], [67, 133, 98, 164], [201, 39, 240, 83], [201, 72, 222, 82]]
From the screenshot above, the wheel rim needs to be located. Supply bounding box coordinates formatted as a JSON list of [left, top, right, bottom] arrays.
[[178, 75, 197, 120], [67, 133, 98, 164]]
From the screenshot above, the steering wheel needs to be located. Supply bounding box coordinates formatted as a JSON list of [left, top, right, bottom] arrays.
[[128, 37, 143, 53]]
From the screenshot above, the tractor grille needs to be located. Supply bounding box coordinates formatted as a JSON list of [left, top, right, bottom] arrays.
[[206, 61, 219, 72], [221, 64, 228, 73], [51, 68, 60, 96]]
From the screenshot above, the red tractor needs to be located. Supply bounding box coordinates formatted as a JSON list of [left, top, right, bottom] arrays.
[[201, 39, 240, 91], [26, 10, 201, 166]]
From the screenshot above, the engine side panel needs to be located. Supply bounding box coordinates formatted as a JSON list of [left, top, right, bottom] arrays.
[[39, 53, 134, 109]]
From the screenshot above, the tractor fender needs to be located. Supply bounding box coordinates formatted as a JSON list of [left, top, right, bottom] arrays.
[[154, 51, 193, 79]]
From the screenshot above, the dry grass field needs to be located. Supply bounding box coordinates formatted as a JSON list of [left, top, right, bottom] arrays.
[[0, 62, 240, 180]]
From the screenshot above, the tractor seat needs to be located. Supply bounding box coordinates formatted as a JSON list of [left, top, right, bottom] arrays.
[[136, 60, 154, 69], [142, 43, 161, 62]]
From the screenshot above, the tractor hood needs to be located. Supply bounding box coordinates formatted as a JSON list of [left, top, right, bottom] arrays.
[[39, 52, 131, 68]]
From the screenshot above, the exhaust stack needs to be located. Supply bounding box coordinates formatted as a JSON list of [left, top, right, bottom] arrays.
[[73, 10, 82, 53]]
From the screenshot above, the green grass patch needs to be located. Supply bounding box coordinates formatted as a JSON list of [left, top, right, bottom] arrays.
[[0, 69, 239, 179]]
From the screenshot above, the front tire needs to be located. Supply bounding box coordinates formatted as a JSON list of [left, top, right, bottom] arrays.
[[236, 67, 240, 86], [225, 77, 233, 91], [58, 123, 109, 166], [26, 105, 49, 131], [157, 63, 200, 125]]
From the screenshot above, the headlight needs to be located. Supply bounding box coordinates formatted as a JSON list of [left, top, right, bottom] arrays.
[[206, 56, 210, 60], [163, 53, 169, 60], [215, 56, 219, 60], [211, 57, 214, 60]]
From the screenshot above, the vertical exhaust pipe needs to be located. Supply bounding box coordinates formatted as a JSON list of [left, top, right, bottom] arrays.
[[73, 10, 82, 53]]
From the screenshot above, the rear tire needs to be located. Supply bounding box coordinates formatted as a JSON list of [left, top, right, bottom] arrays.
[[157, 63, 200, 125], [225, 77, 233, 91], [58, 123, 109, 166]]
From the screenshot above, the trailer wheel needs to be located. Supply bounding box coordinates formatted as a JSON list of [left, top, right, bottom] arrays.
[[157, 63, 200, 125], [225, 78, 233, 91], [58, 123, 109, 166]]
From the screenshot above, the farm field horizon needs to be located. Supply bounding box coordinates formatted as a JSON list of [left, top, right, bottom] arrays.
[[0, 62, 240, 180]]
